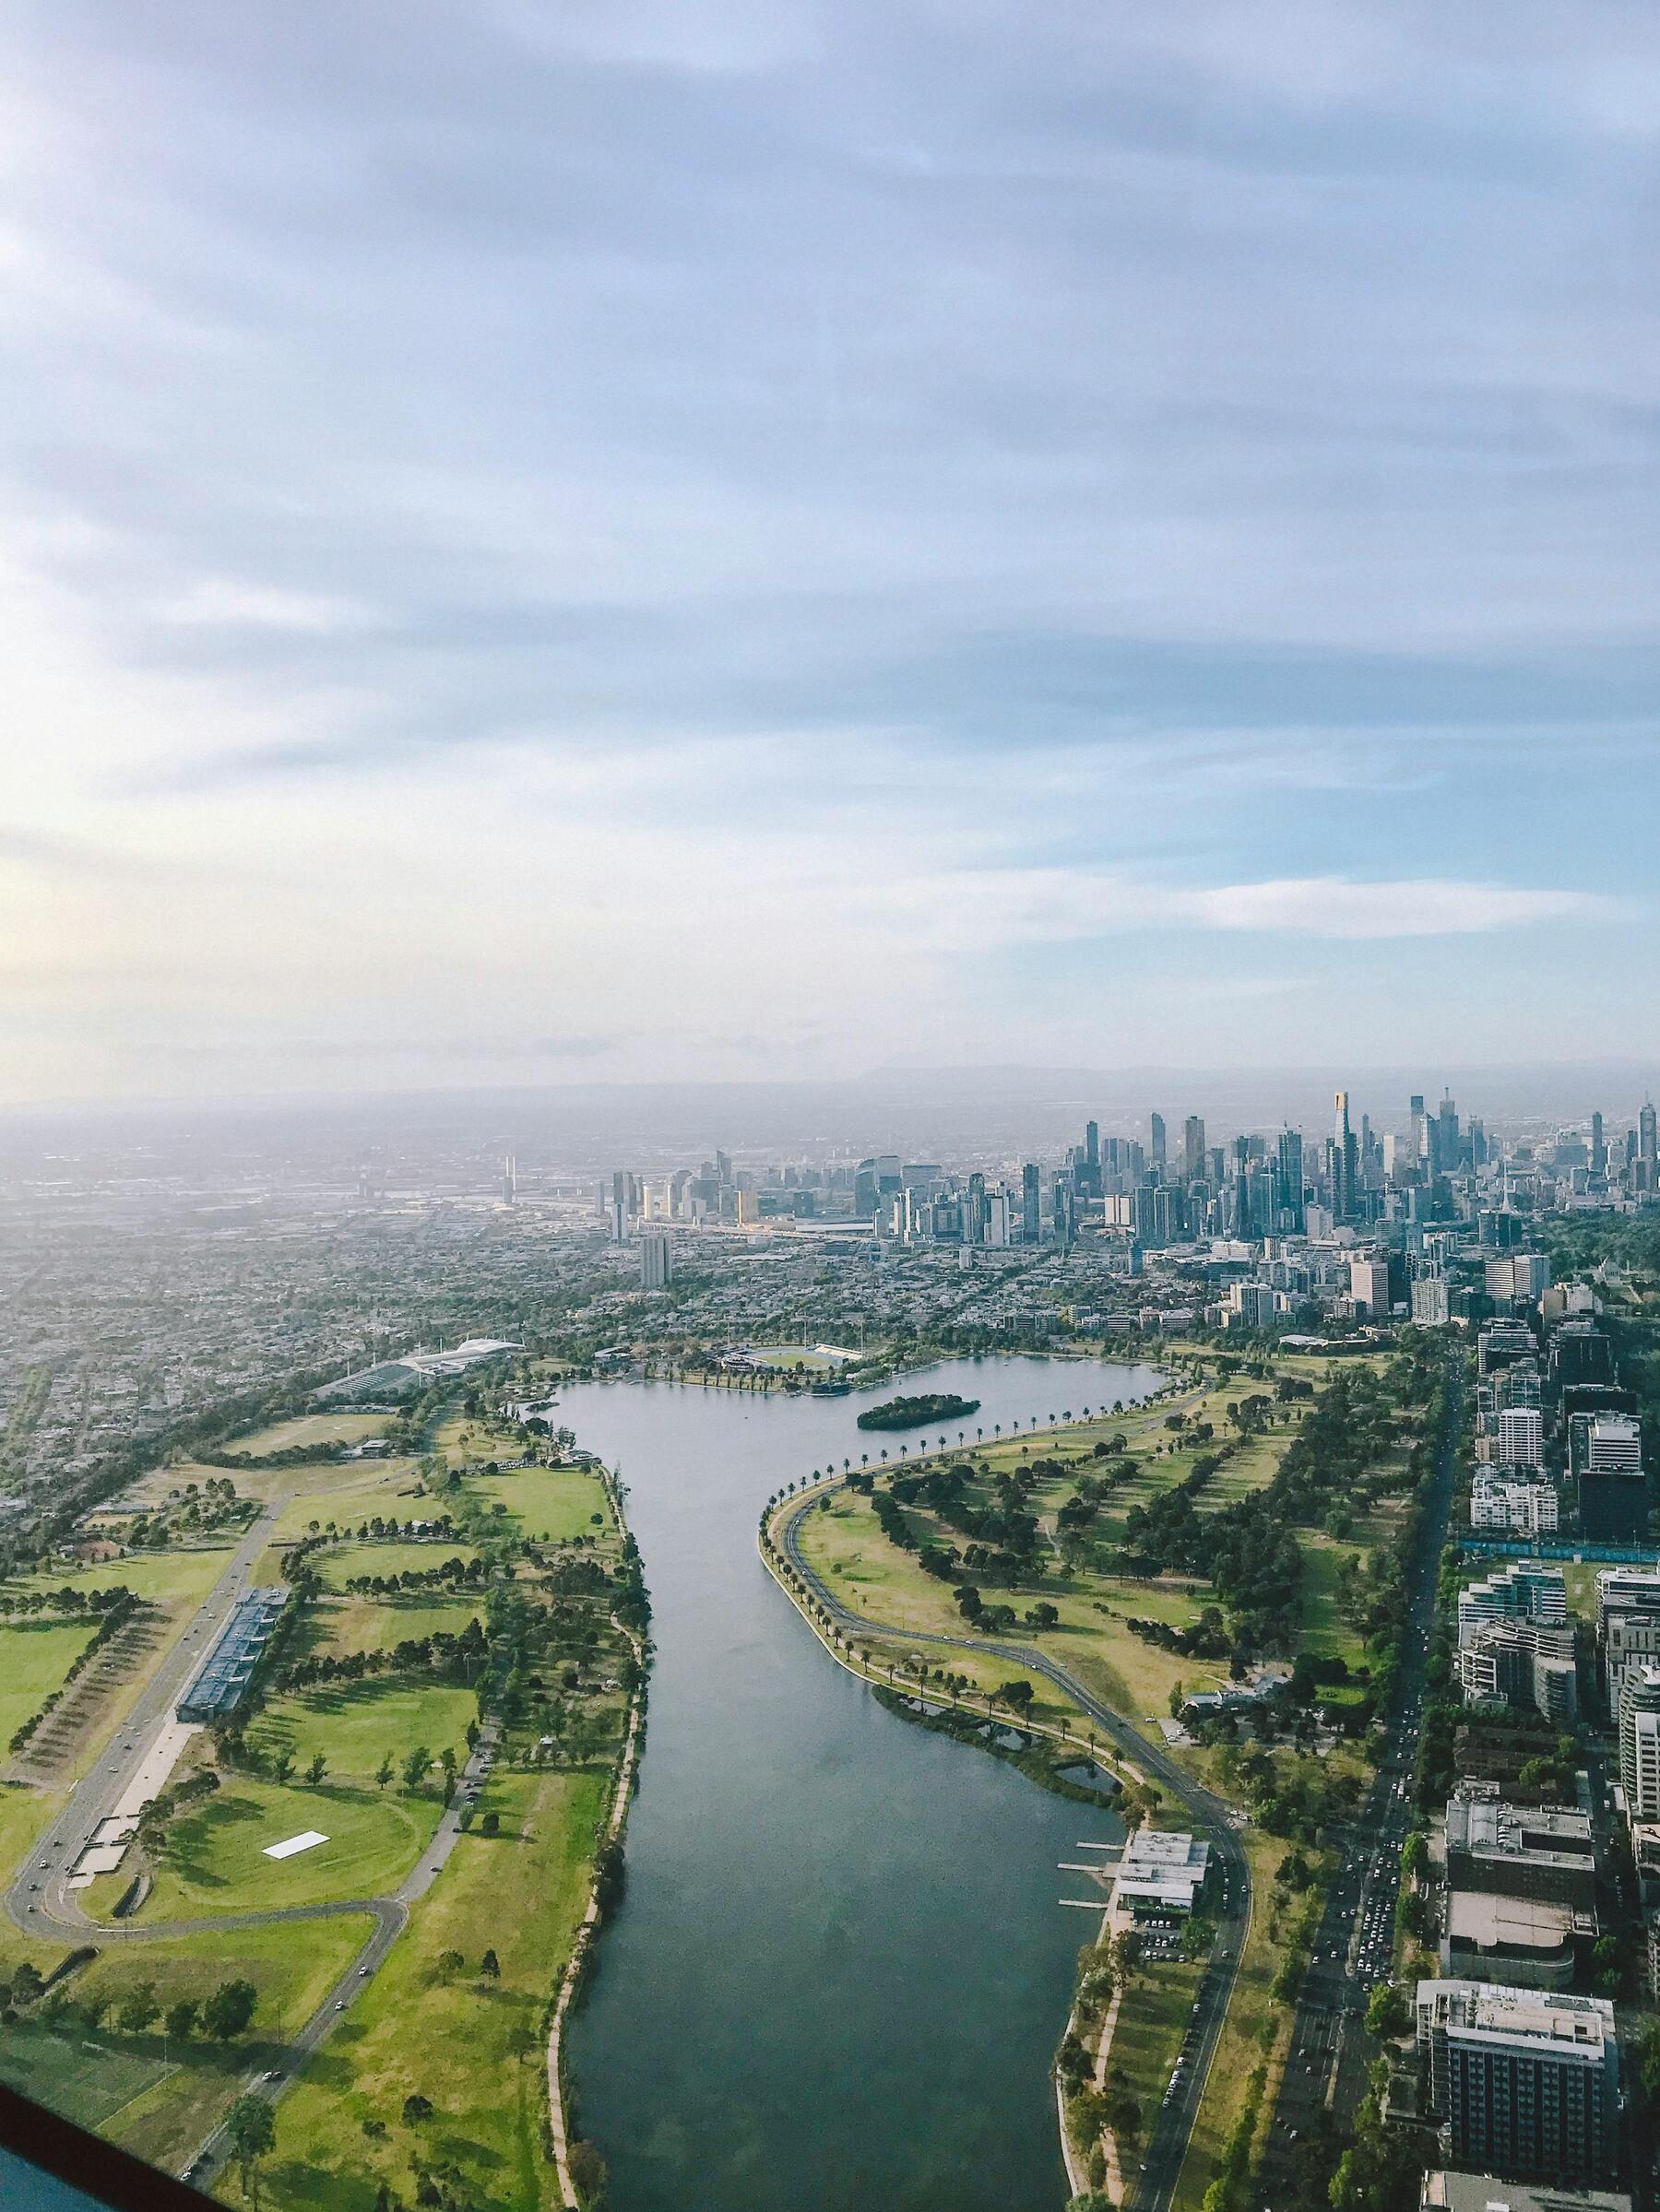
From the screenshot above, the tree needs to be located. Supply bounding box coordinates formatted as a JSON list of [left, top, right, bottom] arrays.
[[1365, 1983, 1412, 2040], [401, 2092, 433, 2126], [569, 2142, 608, 2201], [270, 1749, 295, 1786], [118, 1981, 160, 2034], [402, 1745, 433, 1791], [375, 1751, 394, 1789], [480, 1809, 500, 1836], [438, 1948, 465, 1977], [8, 1961, 44, 2007], [480, 1947, 500, 1979], [226, 2094, 275, 2207], [305, 1752, 327, 1787], [203, 1978, 258, 2041], [164, 1997, 199, 2041]]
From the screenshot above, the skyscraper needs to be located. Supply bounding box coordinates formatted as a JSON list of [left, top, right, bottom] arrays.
[[1333, 1091, 1357, 1224], [1439, 1092, 1461, 1175], [1591, 1110, 1607, 1177], [1021, 1162, 1041, 1244], [1149, 1112, 1166, 1169], [1275, 1128, 1304, 1231], [1409, 1094, 1426, 1175], [1182, 1115, 1205, 1184], [1642, 1101, 1657, 1181]]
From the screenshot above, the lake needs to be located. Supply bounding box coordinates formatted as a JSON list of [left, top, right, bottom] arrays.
[[564, 1354, 1163, 2212]]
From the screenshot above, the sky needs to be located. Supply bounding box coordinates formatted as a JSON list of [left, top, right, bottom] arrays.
[[4, 1, 1660, 1105]]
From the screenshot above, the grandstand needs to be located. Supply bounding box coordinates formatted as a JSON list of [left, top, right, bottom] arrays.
[[177, 1585, 289, 1723]]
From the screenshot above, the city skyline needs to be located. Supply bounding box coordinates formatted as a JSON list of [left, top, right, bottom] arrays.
[[6, 4, 1660, 1101]]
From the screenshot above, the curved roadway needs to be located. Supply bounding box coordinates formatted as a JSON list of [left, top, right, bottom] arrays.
[[775, 1492, 1251, 2212]]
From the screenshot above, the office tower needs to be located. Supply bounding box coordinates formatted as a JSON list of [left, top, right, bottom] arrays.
[[1440, 1092, 1461, 1173], [1348, 1256, 1392, 1318], [1052, 1172, 1076, 1250], [1590, 1111, 1607, 1177], [1412, 1278, 1451, 1325], [1620, 1668, 1660, 1818], [965, 1171, 987, 1246], [1021, 1162, 1041, 1244], [1084, 1120, 1100, 1198], [1409, 1093, 1427, 1173], [500, 1153, 517, 1204], [985, 1189, 1009, 1247], [1416, 1981, 1618, 2181], [639, 1230, 672, 1291], [1149, 1112, 1166, 1169], [1333, 1091, 1358, 1223], [1579, 1415, 1646, 1541], [609, 1169, 630, 1243], [1182, 1115, 1205, 1183], [1275, 1128, 1304, 1231]]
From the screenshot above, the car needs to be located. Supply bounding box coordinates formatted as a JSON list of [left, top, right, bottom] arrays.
[[335, 2000, 347, 2012], [262, 2069, 282, 2084], [359, 1966, 372, 1978]]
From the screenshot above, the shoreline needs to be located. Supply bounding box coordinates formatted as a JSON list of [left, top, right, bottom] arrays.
[[545, 1464, 650, 2211]]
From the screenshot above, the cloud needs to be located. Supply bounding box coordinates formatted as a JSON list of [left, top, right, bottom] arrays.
[[1180, 877, 1625, 938], [160, 579, 382, 634], [883, 869, 1623, 951]]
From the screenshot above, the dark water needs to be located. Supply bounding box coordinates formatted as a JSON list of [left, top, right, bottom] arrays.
[[563, 1355, 1162, 2212]]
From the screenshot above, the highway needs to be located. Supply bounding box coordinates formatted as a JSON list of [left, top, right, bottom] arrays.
[[1253, 1357, 1461, 2206], [776, 1494, 1252, 2212]]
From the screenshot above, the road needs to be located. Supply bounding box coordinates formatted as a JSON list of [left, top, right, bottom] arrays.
[[776, 1495, 1251, 2212], [3, 1496, 500, 2190], [6, 1501, 284, 1942], [1253, 1357, 1462, 2206]]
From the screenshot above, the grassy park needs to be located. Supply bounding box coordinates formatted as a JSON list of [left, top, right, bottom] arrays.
[[0, 1377, 644, 2203], [261, 1766, 606, 2212]]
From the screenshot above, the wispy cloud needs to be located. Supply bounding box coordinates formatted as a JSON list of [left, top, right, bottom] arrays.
[[1, 1, 1658, 1098]]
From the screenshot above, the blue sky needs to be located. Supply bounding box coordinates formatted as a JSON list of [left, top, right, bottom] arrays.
[[2, 1, 1658, 1101]]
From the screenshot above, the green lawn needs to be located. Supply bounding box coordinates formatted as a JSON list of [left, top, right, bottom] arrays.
[[76, 1916, 374, 2175], [302, 1592, 482, 1662], [263, 1766, 605, 2212], [248, 1678, 480, 1784], [136, 1778, 442, 1920], [228, 1414, 390, 1459], [0, 1619, 97, 1748], [2, 1549, 230, 1615], [314, 1542, 477, 1592], [463, 1462, 613, 1544], [0, 2023, 172, 2133], [1109, 1956, 1205, 2148]]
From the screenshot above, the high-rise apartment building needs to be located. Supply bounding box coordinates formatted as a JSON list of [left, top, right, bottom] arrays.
[[1498, 1406, 1546, 1471], [1619, 1667, 1660, 1819], [1415, 1981, 1618, 2181], [1021, 1163, 1041, 1244], [639, 1230, 673, 1290], [1148, 1112, 1166, 1168]]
